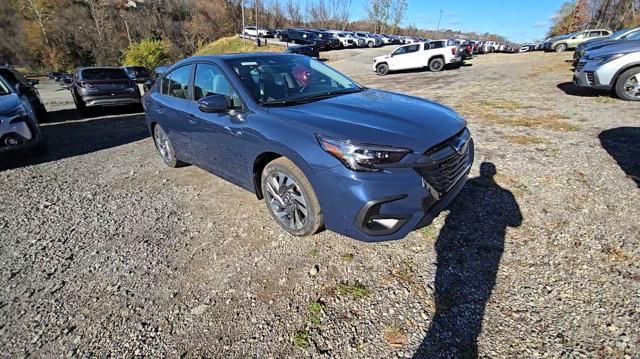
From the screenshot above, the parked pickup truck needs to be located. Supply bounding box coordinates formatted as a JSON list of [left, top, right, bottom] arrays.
[[372, 40, 462, 75]]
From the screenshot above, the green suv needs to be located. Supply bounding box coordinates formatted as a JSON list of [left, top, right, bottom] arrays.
[[551, 29, 612, 52]]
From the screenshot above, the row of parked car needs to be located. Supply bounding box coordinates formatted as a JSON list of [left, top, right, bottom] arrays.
[[570, 27, 640, 101]]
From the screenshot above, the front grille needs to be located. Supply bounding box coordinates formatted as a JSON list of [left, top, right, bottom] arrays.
[[586, 72, 595, 85], [576, 61, 586, 72], [415, 128, 473, 196]]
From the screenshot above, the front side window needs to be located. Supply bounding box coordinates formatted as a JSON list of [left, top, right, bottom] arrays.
[[226, 55, 363, 106], [193, 63, 242, 108], [164, 65, 192, 99], [575, 32, 587, 39]]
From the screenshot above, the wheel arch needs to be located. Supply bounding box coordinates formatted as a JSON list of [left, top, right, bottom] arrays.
[[253, 151, 283, 199], [612, 63, 640, 88]]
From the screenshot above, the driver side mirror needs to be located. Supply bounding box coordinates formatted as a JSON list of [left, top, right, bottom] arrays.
[[28, 79, 39, 86], [198, 94, 229, 113], [143, 79, 155, 91]]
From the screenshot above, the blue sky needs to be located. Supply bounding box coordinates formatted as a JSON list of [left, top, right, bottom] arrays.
[[350, 0, 565, 43]]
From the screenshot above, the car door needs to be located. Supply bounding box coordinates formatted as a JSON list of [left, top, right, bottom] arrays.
[[153, 64, 198, 163], [188, 62, 250, 183]]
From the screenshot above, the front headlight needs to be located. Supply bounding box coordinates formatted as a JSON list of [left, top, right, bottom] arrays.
[[317, 135, 411, 172], [591, 53, 626, 64]]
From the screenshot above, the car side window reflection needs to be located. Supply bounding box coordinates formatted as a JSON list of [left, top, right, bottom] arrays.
[[164, 65, 192, 100], [194, 63, 242, 109]]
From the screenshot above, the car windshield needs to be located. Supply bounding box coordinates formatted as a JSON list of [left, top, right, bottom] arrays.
[[0, 76, 12, 96], [225, 55, 364, 106], [82, 68, 129, 80]]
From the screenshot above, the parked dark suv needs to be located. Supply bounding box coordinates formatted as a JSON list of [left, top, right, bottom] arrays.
[[143, 53, 473, 241], [0, 66, 47, 122], [69, 67, 141, 115], [281, 29, 331, 50]]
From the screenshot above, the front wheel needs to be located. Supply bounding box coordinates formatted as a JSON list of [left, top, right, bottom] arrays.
[[367, 41, 374, 48], [615, 68, 640, 101], [555, 44, 567, 52], [429, 58, 445, 72], [261, 157, 323, 236], [376, 63, 389, 76]]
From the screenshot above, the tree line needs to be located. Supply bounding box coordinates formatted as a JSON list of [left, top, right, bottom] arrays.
[[548, 0, 640, 37], [1, 0, 509, 71]]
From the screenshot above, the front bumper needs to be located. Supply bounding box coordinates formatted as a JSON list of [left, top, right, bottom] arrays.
[[573, 60, 612, 90], [310, 136, 474, 242]]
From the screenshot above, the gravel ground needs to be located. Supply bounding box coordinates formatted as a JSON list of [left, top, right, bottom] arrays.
[[0, 48, 639, 358]]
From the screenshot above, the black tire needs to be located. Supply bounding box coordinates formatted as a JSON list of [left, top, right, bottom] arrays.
[[36, 105, 47, 123], [614, 67, 640, 101], [376, 63, 389, 76], [261, 157, 323, 237], [367, 41, 374, 48], [152, 124, 185, 168], [73, 91, 89, 117], [429, 57, 445, 72], [555, 44, 567, 53]]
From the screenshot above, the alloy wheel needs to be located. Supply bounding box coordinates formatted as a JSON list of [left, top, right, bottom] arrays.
[[154, 126, 172, 164], [623, 74, 640, 98], [265, 171, 308, 230]]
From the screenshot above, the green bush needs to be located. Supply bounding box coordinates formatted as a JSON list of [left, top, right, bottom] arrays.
[[121, 39, 171, 70]]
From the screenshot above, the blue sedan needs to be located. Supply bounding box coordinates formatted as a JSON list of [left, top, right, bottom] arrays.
[[143, 53, 473, 241]]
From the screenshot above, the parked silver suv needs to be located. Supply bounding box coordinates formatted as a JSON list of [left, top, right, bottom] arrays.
[[574, 41, 640, 101]]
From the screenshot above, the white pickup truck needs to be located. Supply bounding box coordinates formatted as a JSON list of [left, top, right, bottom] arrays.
[[372, 40, 462, 75]]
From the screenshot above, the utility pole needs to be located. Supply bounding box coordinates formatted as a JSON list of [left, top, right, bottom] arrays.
[[241, 0, 246, 50], [255, 0, 259, 46], [435, 9, 444, 37]]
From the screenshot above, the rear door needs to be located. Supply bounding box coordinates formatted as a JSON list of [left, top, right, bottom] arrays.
[[153, 64, 197, 163]]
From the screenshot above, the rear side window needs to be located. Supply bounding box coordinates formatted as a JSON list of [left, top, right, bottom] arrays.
[[81, 68, 129, 80], [429, 41, 445, 49], [164, 65, 192, 100]]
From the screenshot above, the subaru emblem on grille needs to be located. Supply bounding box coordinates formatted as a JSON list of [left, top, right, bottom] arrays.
[[451, 137, 466, 154]]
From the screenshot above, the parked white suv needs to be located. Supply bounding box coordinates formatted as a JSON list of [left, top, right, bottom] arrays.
[[372, 40, 462, 75], [243, 26, 271, 37], [574, 41, 640, 100]]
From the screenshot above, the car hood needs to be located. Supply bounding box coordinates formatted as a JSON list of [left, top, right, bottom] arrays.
[[585, 40, 640, 58], [580, 37, 612, 50], [267, 89, 466, 152], [0, 94, 22, 114]]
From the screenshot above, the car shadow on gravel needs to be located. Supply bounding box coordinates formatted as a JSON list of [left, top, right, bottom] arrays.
[[0, 109, 148, 171], [556, 82, 602, 97], [599, 127, 640, 188], [414, 162, 522, 358]]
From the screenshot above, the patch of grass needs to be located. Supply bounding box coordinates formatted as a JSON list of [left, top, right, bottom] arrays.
[[307, 248, 319, 258], [602, 245, 630, 262], [391, 264, 415, 287], [480, 99, 528, 110], [335, 281, 370, 299], [292, 330, 309, 348], [594, 96, 616, 104], [495, 113, 580, 132], [421, 225, 437, 240], [195, 36, 283, 55], [341, 253, 354, 262], [307, 301, 324, 326], [505, 134, 551, 145], [383, 325, 407, 348]]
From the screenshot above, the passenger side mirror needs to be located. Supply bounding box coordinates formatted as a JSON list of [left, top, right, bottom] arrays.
[[28, 79, 39, 86], [197, 94, 229, 113]]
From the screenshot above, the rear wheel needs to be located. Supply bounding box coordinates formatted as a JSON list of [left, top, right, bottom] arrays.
[[153, 124, 184, 168], [376, 63, 389, 76], [367, 41, 374, 48], [429, 57, 445, 72], [615, 67, 640, 101], [555, 43, 567, 52], [72, 91, 89, 117], [261, 157, 323, 236]]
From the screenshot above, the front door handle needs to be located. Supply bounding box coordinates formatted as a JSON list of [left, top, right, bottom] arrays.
[[187, 114, 197, 125]]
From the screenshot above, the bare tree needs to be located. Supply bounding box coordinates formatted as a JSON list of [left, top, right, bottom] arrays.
[[286, 0, 303, 26], [366, 0, 392, 33], [389, 0, 407, 34]]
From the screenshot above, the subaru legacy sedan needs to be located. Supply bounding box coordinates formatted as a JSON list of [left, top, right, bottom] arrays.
[[143, 53, 473, 241]]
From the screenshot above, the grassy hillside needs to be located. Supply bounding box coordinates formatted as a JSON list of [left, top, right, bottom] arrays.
[[195, 36, 284, 55]]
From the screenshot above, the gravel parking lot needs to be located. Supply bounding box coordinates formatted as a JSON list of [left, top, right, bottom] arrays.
[[1, 48, 639, 358]]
